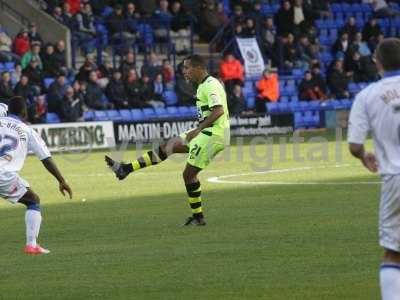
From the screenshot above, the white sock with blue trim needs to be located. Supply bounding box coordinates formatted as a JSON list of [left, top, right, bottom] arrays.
[[25, 209, 42, 247], [380, 264, 400, 300]]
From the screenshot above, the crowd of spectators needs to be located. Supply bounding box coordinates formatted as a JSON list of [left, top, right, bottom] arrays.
[[1, 0, 400, 122]]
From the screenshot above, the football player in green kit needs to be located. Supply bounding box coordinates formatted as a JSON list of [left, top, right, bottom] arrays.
[[105, 55, 230, 226]]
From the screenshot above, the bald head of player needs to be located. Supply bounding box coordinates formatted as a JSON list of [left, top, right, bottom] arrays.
[[183, 55, 208, 85], [8, 96, 27, 120], [375, 38, 400, 73]]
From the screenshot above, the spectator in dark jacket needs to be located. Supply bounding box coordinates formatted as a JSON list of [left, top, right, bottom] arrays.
[[76, 56, 97, 82], [199, 0, 224, 42], [41, 44, 59, 77], [54, 40, 67, 69], [362, 17, 383, 50], [136, 0, 157, 17], [311, 64, 327, 94], [175, 61, 195, 106], [125, 69, 148, 108], [107, 4, 136, 44], [228, 84, 245, 116], [14, 75, 33, 99], [274, 0, 294, 37], [340, 17, 358, 42], [85, 71, 107, 110], [62, 2, 77, 31], [74, 3, 97, 54], [61, 86, 84, 122], [106, 71, 129, 109], [298, 71, 327, 101], [0, 71, 14, 102], [242, 18, 257, 37], [120, 51, 136, 79], [28, 22, 44, 45], [47, 73, 66, 114], [141, 52, 161, 80], [332, 32, 350, 56], [327, 59, 351, 99], [22, 59, 43, 92], [170, 1, 191, 55]]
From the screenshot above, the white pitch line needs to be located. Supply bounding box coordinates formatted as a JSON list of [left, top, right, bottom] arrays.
[[207, 164, 381, 186]]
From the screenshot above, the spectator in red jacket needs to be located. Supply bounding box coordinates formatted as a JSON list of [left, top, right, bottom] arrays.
[[13, 29, 30, 57], [219, 53, 244, 93], [256, 68, 280, 113]]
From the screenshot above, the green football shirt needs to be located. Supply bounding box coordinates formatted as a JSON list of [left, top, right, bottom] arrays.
[[195, 75, 230, 145]]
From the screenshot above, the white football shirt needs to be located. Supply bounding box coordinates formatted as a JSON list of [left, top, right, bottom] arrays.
[[0, 115, 51, 172], [348, 71, 400, 175]]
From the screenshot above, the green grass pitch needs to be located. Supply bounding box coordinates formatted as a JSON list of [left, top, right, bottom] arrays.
[[0, 132, 381, 299]]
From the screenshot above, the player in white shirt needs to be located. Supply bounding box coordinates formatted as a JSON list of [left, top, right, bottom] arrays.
[[348, 38, 400, 300], [0, 97, 72, 255]]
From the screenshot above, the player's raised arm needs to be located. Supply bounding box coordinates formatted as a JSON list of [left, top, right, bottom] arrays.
[[41, 157, 72, 199]]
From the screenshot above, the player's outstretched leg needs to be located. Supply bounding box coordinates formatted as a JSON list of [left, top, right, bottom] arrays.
[[182, 164, 206, 226], [105, 137, 189, 180], [18, 190, 50, 255]]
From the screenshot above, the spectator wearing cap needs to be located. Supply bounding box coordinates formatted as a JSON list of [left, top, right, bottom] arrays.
[[106, 70, 129, 109], [61, 85, 84, 122], [256, 68, 280, 113], [107, 4, 136, 46], [0, 71, 14, 102], [13, 29, 30, 57], [28, 22, 44, 45], [219, 53, 244, 94], [21, 42, 42, 70], [47, 72, 67, 114]]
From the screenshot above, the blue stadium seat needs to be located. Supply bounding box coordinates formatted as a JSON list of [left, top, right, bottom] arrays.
[[83, 111, 95, 121], [44, 78, 55, 89], [106, 110, 122, 121], [188, 106, 197, 117], [294, 112, 305, 128], [4, 62, 14, 71], [154, 107, 169, 119], [142, 108, 156, 119], [46, 113, 60, 123], [290, 95, 299, 103], [245, 96, 255, 109], [131, 109, 146, 121], [289, 102, 300, 112], [278, 102, 290, 113], [309, 100, 321, 111], [266, 103, 279, 114], [166, 106, 180, 118], [119, 109, 133, 121], [163, 91, 178, 106], [94, 110, 108, 121], [280, 96, 289, 103], [178, 106, 192, 118], [299, 101, 310, 112], [348, 83, 359, 94]]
